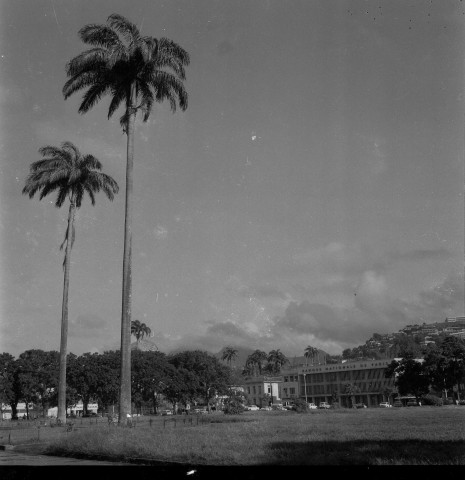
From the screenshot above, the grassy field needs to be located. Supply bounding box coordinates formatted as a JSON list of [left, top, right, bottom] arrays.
[[39, 406, 465, 465]]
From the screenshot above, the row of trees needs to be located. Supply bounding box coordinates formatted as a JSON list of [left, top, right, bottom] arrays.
[[385, 336, 465, 403], [242, 349, 288, 376], [0, 349, 232, 419], [22, 13, 190, 424]]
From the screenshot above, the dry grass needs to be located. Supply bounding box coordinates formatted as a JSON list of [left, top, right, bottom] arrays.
[[44, 407, 465, 465]]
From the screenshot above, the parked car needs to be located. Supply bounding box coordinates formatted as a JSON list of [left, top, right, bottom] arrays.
[[307, 403, 318, 410], [271, 404, 286, 411], [319, 402, 331, 409], [407, 401, 420, 407], [379, 402, 392, 408], [246, 405, 260, 411], [260, 406, 272, 411], [161, 409, 173, 416], [354, 403, 367, 409]]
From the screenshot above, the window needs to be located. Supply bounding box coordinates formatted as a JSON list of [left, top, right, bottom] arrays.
[[290, 388, 295, 394], [258, 386, 261, 394], [253, 386, 256, 394], [247, 387, 250, 394], [283, 388, 288, 395], [267, 386, 271, 394], [284, 376, 288, 382]]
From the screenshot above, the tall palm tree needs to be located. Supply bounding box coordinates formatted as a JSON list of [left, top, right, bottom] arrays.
[[222, 346, 238, 368], [304, 346, 319, 366], [267, 349, 288, 374], [131, 319, 152, 349], [22, 141, 118, 424], [249, 350, 268, 376], [63, 13, 189, 423]]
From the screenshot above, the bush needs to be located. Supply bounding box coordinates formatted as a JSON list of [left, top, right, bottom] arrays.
[[223, 397, 245, 415], [292, 398, 309, 413], [421, 394, 443, 406]]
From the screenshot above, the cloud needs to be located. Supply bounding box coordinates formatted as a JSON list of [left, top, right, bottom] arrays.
[[69, 314, 109, 338], [157, 271, 463, 358], [238, 285, 288, 300]]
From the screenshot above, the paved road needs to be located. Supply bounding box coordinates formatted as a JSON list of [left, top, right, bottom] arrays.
[[0, 447, 132, 466]]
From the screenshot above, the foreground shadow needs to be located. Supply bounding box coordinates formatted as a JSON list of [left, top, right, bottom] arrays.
[[263, 439, 465, 465]]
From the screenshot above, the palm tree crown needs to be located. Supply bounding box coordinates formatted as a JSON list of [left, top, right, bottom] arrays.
[[63, 13, 189, 129], [23, 142, 118, 209], [267, 349, 288, 374], [222, 346, 238, 367], [304, 345, 319, 365], [131, 319, 152, 343]]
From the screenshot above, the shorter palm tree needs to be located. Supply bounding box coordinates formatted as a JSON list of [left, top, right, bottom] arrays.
[[304, 346, 319, 365], [222, 346, 238, 368], [23, 141, 118, 424], [131, 320, 152, 349], [267, 349, 288, 374]]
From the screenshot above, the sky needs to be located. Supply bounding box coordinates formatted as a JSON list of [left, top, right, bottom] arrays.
[[1, 0, 464, 360]]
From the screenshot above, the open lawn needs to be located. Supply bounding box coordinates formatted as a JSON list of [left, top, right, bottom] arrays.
[[41, 406, 465, 465]]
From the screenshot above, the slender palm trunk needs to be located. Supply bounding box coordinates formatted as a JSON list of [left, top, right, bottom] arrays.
[[119, 85, 136, 425], [57, 201, 76, 424]]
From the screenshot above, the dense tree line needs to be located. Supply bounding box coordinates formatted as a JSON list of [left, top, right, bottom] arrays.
[[385, 336, 465, 403], [0, 349, 231, 419]]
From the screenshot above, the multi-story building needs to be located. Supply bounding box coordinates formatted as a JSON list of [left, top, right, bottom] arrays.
[[280, 359, 396, 407], [243, 376, 282, 407], [281, 373, 299, 405]]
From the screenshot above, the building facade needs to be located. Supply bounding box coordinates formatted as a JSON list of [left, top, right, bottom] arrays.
[[243, 376, 282, 407], [280, 359, 397, 407]]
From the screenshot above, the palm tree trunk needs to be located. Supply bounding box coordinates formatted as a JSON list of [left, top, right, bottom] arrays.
[[57, 201, 76, 424], [119, 84, 136, 425]]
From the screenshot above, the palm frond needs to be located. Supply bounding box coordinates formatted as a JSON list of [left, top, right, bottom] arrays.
[[74, 183, 85, 208], [65, 49, 110, 77], [107, 85, 128, 120], [83, 184, 96, 205], [38, 145, 66, 159], [107, 14, 140, 46], [81, 154, 102, 171], [79, 24, 121, 49], [78, 83, 112, 114], [158, 37, 190, 68], [63, 70, 106, 100]]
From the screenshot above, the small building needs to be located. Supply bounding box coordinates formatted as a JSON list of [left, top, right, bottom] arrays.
[[243, 376, 282, 407]]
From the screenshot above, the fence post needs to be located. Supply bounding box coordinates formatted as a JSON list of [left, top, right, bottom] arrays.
[[8, 432, 11, 445], [37, 426, 40, 441]]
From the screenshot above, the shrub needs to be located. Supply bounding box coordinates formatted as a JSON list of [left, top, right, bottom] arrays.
[[223, 397, 245, 415], [421, 394, 443, 406], [292, 398, 309, 413]]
